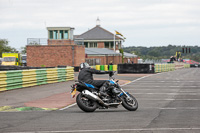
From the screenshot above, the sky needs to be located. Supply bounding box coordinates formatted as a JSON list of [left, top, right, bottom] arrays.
[[0, 0, 200, 50]]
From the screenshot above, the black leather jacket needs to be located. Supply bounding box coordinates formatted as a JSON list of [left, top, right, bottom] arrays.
[[78, 68, 110, 88]]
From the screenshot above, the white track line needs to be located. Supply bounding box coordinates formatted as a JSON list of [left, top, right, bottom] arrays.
[[59, 103, 77, 110], [9, 127, 200, 133]]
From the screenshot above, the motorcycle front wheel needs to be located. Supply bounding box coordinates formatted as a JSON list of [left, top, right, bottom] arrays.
[[76, 93, 97, 112], [121, 93, 138, 111]]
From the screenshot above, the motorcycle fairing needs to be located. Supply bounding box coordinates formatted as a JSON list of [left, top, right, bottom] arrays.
[[107, 80, 115, 84], [84, 83, 95, 88]]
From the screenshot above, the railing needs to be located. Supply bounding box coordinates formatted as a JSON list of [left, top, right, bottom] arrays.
[[27, 38, 47, 45], [0, 67, 74, 92]]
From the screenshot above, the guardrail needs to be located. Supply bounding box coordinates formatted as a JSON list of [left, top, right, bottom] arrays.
[[155, 64, 190, 73], [184, 64, 190, 68], [155, 64, 175, 73], [0, 67, 74, 92]]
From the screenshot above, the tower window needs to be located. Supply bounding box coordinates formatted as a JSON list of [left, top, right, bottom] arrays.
[[64, 31, 68, 39], [49, 31, 53, 39]]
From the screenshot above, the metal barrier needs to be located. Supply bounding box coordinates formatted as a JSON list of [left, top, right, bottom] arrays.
[[0, 67, 74, 92], [117, 64, 154, 74], [154, 64, 175, 73], [154, 64, 190, 73], [184, 64, 190, 68]]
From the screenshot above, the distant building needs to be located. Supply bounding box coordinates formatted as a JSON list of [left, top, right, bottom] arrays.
[[47, 27, 75, 45], [26, 19, 138, 67], [75, 18, 123, 51], [85, 48, 122, 65], [27, 27, 84, 67]]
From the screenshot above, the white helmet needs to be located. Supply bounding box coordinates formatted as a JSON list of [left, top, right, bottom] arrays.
[[80, 62, 90, 70]]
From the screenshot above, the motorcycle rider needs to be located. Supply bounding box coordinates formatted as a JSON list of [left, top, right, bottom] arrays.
[[78, 62, 114, 96]]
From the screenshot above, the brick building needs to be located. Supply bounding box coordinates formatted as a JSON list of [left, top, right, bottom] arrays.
[[85, 48, 122, 65], [47, 27, 75, 45], [27, 27, 85, 67], [27, 45, 85, 67], [75, 19, 138, 65], [27, 19, 138, 67], [75, 25, 123, 51]]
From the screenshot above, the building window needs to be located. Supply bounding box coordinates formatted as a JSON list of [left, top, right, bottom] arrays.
[[49, 31, 53, 39], [110, 42, 114, 48], [84, 42, 88, 47], [60, 30, 64, 39], [104, 42, 114, 48], [88, 42, 97, 48], [105, 42, 109, 48], [53, 30, 58, 39], [48, 29, 69, 40], [64, 31, 68, 39]]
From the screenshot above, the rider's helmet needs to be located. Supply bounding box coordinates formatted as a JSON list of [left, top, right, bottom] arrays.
[[80, 62, 90, 70]]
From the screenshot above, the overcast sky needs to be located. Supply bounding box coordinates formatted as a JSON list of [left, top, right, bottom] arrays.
[[0, 0, 200, 50]]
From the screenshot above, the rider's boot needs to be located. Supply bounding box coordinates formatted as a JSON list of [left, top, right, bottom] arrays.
[[99, 82, 109, 96]]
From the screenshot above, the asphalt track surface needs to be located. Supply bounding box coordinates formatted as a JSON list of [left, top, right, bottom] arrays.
[[1, 68, 200, 133]]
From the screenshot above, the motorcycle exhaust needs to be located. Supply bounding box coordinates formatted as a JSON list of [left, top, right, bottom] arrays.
[[82, 90, 105, 105], [82, 90, 121, 107]]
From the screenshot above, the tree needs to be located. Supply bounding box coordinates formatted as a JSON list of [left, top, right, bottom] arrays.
[[0, 39, 17, 57], [123, 45, 200, 62], [20, 42, 41, 54], [20, 46, 26, 54]]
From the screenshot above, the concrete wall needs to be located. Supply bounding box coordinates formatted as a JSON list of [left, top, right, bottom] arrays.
[[27, 45, 85, 67]]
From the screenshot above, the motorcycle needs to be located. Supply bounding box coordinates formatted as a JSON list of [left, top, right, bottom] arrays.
[[70, 73, 138, 112]]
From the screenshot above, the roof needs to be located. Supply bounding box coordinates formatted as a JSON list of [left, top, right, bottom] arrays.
[[123, 52, 138, 58], [76, 26, 123, 40], [47, 27, 74, 30], [85, 48, 121, 55]]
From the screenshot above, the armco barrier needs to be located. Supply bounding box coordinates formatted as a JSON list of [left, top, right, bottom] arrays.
[[118, 64, 154, 74], [155, 64, 175, 73], [190, 64, 200, 68], [0, 67, 74, 92]]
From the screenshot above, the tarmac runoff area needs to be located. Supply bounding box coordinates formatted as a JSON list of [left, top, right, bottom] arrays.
[[0, 73, 149, 112], [1, 69, 200, 133]]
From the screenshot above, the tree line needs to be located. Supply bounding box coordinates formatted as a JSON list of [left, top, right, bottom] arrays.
[[1, 39, 200, 62], [0, 39, 40, 57], [0, 39, 18, 58], [123, 45, 200, 62]]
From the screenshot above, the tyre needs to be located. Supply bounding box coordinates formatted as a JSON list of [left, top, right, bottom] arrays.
[[121, 93, 138, 111], [76, 93, 97, 112]]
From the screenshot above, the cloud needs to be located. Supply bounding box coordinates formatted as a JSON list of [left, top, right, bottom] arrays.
[[0, 0, 200, 48]]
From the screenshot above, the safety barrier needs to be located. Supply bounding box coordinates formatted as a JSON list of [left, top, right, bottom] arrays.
[[184, 64, 190, 68], [154, 63, 191, 73], [118, 64, 154, 74], [0, 67, 74, 92], [96, 65, 117, 71], [154, 64, 175, 73]]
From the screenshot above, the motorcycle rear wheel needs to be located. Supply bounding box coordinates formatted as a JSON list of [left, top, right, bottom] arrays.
[[76, 93, 97, 112], [121, 93, 138, 111]]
